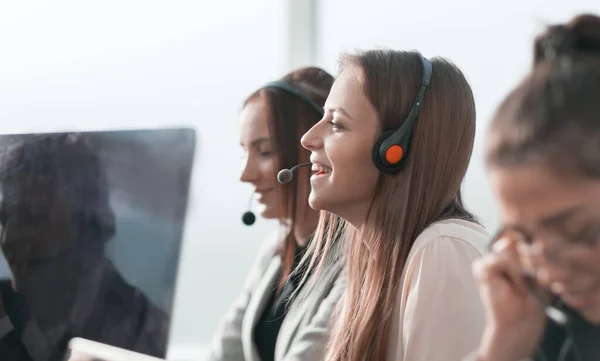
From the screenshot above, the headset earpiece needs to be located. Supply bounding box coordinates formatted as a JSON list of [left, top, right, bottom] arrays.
[[372, 53, 433, 174], [372, 130, 409, 172]]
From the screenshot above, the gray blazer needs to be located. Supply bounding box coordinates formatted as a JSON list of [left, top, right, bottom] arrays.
[[205, 233, 345, 361]]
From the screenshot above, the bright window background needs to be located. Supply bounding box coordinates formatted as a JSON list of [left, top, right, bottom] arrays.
[[2, 1, 600, 360]]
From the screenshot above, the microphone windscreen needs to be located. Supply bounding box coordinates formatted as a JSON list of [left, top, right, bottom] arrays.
[[277, 169, 293, 184], [242, 211, 256, 226]]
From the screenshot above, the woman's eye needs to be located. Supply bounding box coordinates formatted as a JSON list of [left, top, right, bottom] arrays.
[[328, 120, 344, 131], [573, 225, 600, 246]]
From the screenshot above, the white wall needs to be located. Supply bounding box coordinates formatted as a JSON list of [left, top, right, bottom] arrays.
[[314, 0, 600, 232], [0, 1, 285, 359]]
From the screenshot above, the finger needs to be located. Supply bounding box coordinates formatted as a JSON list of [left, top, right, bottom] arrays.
[[508, 241, 555, 302], [491, 235, 522, 261], [518, 244, 555, 302], [493, 237, 532, 292], [517, 241, 543, 274], [473, 252, 530, 297], [477, 267, 514, 316], [491, 235, 514, 253]]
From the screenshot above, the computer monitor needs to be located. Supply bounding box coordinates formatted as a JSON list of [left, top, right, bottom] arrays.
[[0, 128, 196, 361]]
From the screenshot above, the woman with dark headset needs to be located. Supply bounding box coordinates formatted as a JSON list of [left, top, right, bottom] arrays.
[[205, 67, 346, 361], [299, 49, 489, 361], [465, 13, 600, 361]]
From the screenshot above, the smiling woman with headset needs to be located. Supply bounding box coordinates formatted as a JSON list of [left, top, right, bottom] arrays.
[[206, 67, 346, 361], [465, 13, 600, 361], [299, 49, 489, 361]]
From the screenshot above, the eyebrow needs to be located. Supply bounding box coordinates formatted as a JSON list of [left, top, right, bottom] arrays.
[[326, 107, 353, 120], [539, 203, 587, 228], [499, 203, 596, 241], [240, 137, 269, 148]]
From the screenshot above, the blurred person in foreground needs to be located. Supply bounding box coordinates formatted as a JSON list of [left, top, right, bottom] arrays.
[[466, 13, 600, 361]]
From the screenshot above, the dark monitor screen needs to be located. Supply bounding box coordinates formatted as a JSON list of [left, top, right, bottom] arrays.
[[0, 128, 196, 361]]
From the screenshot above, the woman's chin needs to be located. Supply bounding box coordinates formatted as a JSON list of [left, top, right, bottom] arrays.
[[258, 204, 279, 219], [308, 192, 328, 212]]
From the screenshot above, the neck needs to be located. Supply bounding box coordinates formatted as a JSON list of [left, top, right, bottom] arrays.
[[321, 193, 371, 229], [338, 206, 369, 230], [22, 254, 105, 332], [292, 208, 320, 247]]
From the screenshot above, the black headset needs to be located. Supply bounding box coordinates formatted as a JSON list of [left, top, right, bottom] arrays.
[[263, 81, 325, 117], [241, 81, 323, 226], [372, 53, 433, 174]]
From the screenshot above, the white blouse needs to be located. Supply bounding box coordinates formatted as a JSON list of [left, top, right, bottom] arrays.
[[386, 218, 489, 361]]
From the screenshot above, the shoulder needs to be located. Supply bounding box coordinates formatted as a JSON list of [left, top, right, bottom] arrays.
[[246, 230, 282, 278], [395, 219, 488, 324], [100, 266, 168, 322], [256, 229, 282, 261], [235, 230, 283, 294], [389, 219, 488, 358], [409, 218, 489, 259], [89, 267, 169, 356], [400, 219, 490, 287]]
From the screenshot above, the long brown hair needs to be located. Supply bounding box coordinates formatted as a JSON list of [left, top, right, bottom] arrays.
[[299, 49, 478, 361], [244, 67, 334, 287], [486, 14, 600, 176]]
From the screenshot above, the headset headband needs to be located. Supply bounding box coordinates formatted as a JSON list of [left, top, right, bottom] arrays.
[[263, 81, 324, 116], [373, 53, 433, 173]]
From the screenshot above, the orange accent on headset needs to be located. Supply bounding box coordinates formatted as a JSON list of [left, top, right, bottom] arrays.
[[385, 145, 404, 164]]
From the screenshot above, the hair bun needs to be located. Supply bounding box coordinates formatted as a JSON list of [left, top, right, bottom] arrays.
[[534, 13, 600, 63]]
